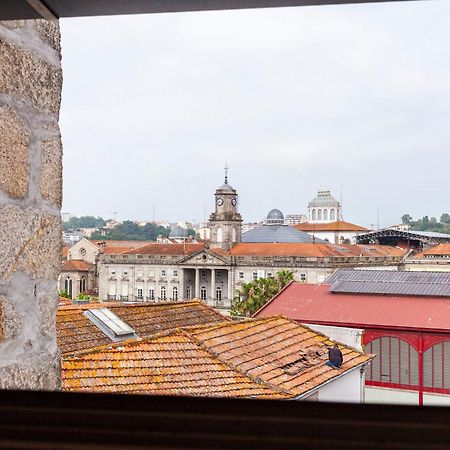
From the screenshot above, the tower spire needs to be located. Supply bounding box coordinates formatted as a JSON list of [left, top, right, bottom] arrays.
[[224, 163, 229, 184]]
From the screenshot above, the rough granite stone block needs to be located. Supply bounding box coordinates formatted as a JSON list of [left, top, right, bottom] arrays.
[[0, 296, 22, 341], [0, 105, 29, 198], [0, 205, 61, 281], [41, 137, 62, 207], [34, 19, 61, 53], [38, 292, 58, 339], [0, 39, 62, 114], [0, 352, 61, 390]]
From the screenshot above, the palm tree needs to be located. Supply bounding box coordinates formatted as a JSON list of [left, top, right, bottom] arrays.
[[231, 270, 294, 317]]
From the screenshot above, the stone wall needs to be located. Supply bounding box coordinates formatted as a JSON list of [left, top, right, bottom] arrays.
[[0, 19, 62, 389]]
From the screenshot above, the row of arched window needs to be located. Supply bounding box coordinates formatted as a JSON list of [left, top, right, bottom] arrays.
[[310, 208, 338, 221], [366, 336, 450, 391], [63, 277, 87, 299]]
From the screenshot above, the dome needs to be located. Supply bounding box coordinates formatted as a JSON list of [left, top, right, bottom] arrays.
[[242, 223, 322, 243], [266, 209, 284, 225], [218, 183, 234, 191]]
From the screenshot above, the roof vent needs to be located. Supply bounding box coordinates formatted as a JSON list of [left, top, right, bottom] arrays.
[[84, 308, 137, 341]]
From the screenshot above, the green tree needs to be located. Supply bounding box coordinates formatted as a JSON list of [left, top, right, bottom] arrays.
[[401, 214, 413, 225], [231, 270, 294, 317], [440, 213, 450, 224]]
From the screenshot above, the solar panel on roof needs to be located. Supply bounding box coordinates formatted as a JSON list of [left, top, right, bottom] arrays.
[[326, 269, 450, 298]]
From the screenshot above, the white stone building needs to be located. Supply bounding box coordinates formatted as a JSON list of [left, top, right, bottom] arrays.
[[308, 190, 342, 223]]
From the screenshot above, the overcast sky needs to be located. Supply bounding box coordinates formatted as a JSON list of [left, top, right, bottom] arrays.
[[60, 1, 450, 227]]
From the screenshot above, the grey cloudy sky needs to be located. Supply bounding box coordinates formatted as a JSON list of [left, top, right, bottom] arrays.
[[60, 1, 450, 228]]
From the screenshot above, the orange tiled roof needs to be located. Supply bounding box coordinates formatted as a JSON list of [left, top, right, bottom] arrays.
[[186, 317, 370, 398], [294, 221, 369, 232], [412, 244, 450, 259], [230, 242, 405, 258], [57, 300, 228, 356], [61, 316, 370, 399], [61, 260, 94, 272], [124, 243, 205, 256], [89, 240, 151, 255], [62, 334, 286, 398]]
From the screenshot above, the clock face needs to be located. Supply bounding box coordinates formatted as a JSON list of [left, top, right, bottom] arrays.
[[216, 197, 224, 206], [231, 198, 237, 206]]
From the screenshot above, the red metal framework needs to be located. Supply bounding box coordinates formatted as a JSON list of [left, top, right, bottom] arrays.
[[364, 330, 450, 405]]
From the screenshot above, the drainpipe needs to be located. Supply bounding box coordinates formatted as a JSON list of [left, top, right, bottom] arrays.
[[418, 333, 424, 406]]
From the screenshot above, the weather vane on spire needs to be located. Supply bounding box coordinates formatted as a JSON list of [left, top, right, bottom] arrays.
[[224, 162, 229, 184]]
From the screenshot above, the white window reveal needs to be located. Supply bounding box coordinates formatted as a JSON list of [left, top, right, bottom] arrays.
[[161, 269, 166, 277], [300, 273, 307, 282], [173, 270, 178, 277], [216, 286, 222, 302], [252, 272, 258, 280], [137, 288, 143, 300], [148, 288, 155, 301], [172, 286, 178, 301], [200, 286, 207, 301], [186, 286, 192, 300], [160, 286, 166, 301], [238, 271, 244, 279]]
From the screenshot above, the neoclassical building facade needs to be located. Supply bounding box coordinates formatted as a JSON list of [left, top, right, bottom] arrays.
[[96, 178, 406, 311]]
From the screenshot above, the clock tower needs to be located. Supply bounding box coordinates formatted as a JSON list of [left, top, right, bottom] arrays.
[[208, 167, 242, 250]]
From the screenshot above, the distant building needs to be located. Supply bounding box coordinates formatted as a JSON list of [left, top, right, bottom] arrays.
[[284, 214, 308, 225], [403, 243, 450, 272]]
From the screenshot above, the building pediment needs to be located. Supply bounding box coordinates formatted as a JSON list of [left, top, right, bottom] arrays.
[[179, 249, 231, 266]]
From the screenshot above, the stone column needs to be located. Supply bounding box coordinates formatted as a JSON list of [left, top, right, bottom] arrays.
[[0, 19, 62, 390], [227, 270, 233, 302], [210, 268, 216, 302], [179, 269, 184, 301], [194, 268, 200, 299]]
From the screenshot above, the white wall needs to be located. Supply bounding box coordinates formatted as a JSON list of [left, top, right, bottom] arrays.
[[306, 324, 363, 351], [366, 386, 450, 406], [316, 368, 363, 403]]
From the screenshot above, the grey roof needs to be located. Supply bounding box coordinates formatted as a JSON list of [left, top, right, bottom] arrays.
[[242, 224, 322, 243], [308, 190, 340, 208], [266, 209, 284, 224], [326, 269, 450, 297]]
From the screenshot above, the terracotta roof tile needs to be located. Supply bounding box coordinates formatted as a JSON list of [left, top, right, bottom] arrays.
[[413, 243, 450, 259], [61, 316, 370, 399], [230, 242, 405, 258], [124, 243, 205, 256], [62, 335, 286, 399], [61, 260, 94, 272], [294, 221, 369, 232], [186, 317, 371, 398], [57, 300, 228, 356]]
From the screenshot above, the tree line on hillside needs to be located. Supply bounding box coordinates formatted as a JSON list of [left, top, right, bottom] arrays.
[[64, 216, 196, 241], [63, 216, 107, 231], [401, 213, 450, 234]]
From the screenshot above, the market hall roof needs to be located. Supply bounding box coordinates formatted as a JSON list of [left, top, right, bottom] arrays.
[[61, 316, 370, 399], [327, 269, 450, 297], [255, 283, 450, 334], [356, 228, 450, 246]]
